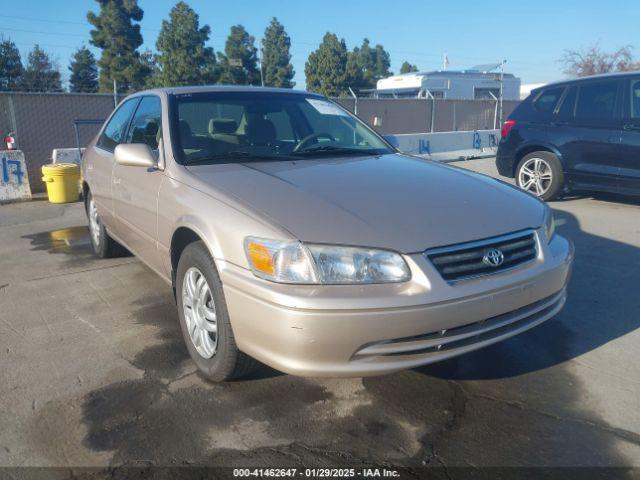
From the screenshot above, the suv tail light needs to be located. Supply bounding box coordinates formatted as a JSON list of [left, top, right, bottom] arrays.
[[501, 119, 516, 139]]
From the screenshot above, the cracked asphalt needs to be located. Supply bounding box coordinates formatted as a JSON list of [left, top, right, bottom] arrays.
[[1, 158, 639, 472]]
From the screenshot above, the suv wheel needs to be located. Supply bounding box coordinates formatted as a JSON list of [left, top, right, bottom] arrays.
[[85, 191, 126, 258], [515, 151, 564, 201], [176, 241, 259, 382]]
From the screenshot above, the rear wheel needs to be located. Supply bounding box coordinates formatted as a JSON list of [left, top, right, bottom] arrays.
[[176, 241, 258, 382], [85, 191, 126, 258], [516, 151, 564, 201]]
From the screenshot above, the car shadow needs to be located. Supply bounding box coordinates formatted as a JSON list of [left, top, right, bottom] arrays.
[[418, 208, 640, 380]]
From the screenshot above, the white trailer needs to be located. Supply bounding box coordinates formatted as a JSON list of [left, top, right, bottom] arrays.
[[376, 69, 521, 101]]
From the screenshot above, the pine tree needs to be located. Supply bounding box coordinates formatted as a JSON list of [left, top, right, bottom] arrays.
[[87, 0, 150, 93], [69, 46, 99, 92], [305, 33, 355, 97], [261, 18, 294, 88], [20, 45, 62, 92], [400, 61, 419, 74], [0, 37, 23, 91], [350, 39, 391, 90], [217, 25, 261, 85], [154, 1, 217, 87]]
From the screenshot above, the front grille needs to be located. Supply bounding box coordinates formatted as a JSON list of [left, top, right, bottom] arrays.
[[425, 230, 537, 282], [352, 290, 565, 359]]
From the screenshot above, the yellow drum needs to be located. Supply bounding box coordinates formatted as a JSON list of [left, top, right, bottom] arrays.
[[41, 163, 81, 204]]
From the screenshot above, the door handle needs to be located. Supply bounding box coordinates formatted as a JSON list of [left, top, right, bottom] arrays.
[[113, 178, 121, 185], [551, 121, 568, 127], [623, 124, 640, 131]]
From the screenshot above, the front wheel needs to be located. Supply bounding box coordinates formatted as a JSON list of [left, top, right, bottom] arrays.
[[176, 241, 258, 382], [515, 151, 564, 201]]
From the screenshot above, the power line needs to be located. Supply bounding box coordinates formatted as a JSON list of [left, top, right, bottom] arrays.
[[3, 14, 554, 71]]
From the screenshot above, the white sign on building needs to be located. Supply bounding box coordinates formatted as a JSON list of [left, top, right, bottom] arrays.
[[0, 150, 32, 203]]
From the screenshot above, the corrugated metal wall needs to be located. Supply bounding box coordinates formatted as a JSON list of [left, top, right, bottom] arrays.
[[0, 92, 519, 193]]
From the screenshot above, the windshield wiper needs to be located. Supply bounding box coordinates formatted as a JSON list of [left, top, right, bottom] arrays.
[[185, 151, 291, 165], [292, 145, 382, 156]]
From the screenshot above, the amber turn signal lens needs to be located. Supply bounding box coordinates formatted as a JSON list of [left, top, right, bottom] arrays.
[[247, 242, 275, 275]]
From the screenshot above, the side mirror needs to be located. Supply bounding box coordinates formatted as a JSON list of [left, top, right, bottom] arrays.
[[114, 144, 157, 168]]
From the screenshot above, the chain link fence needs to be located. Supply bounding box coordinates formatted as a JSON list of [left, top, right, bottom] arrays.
[[0, 92, 519, 193], [0, 92, 122, 193], [334, 97, 520, 135]]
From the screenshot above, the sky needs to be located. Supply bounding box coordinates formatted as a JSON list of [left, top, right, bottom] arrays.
[[3, 0, 639, 89]]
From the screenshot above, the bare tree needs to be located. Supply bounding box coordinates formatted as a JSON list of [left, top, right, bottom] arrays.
[[560, 44, 640, 77]]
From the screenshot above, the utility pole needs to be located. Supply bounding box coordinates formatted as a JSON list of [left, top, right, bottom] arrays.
[[113, 79, 118, 108], [258, 48, 265, 87], [498, 60, 506, 126], [348, 87, 358, 116]]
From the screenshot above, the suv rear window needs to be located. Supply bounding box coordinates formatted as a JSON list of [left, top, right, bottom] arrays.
[[575, 80, 618, 121], [533, 87, 564, 114]]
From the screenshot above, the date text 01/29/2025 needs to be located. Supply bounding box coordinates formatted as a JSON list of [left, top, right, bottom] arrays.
[[232, 468, 401, 478]]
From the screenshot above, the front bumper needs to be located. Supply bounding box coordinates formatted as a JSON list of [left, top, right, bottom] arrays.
[[219, 231, 573, 377]]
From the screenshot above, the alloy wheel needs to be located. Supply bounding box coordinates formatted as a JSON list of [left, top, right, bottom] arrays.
[[518, 157, 553, 196]]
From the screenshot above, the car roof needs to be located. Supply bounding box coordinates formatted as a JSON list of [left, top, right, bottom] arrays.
[[131, 85, 319, 97], [535, 70, 640, 92]]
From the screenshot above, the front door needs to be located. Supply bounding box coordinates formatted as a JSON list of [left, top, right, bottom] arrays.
[[112, 95, 166, 274], [88, 97, 140, 231]]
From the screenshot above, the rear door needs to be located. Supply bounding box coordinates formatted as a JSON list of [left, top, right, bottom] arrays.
[[618, 76, 640, 193], [111, 95, 166, 273], [560, 78, 624, 191]]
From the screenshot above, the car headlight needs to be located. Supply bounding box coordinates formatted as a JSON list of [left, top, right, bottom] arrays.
[[244, 237, 411, 284], [544, 207, 556, 243]]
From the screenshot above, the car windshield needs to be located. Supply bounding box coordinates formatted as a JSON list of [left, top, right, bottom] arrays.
[[170, 91, 392, 164]]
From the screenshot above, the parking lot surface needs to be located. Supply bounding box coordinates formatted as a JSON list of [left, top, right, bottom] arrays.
[[1, 158, 639, 470]]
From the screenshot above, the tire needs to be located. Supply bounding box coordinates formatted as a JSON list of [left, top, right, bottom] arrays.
[[515, 151, 564, 201], [176, 241, 258, 382], [85, 191, 127, 258]]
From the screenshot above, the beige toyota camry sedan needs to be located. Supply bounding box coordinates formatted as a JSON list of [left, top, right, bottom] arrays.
[[82, 86, 573, 381]]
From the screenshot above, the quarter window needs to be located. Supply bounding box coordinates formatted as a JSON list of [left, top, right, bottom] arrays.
[[575, 81, 618, 121], [97, 98, 139, 151], [533, 87, 564, 114], [126, 96, 162, 150], [631, 80, 640, 119]]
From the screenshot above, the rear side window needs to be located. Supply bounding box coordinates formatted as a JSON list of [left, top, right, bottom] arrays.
[[575, 80, 618, 122], [533, 87, 564, 114], [97, 98, 139, 152], [557, 86, 577, 120], [126, 96, 162, 150]]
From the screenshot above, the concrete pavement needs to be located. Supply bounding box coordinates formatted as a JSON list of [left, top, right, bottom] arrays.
[[1, 158, 639, 470]]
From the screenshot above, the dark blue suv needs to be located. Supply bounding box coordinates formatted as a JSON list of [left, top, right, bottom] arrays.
[[496, 72, 640, 200]]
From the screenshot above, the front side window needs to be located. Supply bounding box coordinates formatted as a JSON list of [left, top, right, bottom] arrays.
[[533, 87, 564, 114], [126, 96, 162, 150], [575, 80, 619, 122], [97, 98, 139, 151], [171, 92, 392, 164]]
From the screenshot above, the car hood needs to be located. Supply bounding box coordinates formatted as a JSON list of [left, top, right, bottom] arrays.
[[186, 154, 545, 253]]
